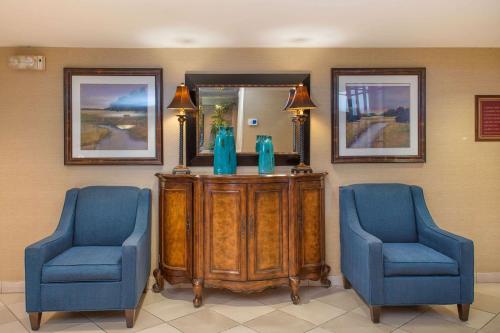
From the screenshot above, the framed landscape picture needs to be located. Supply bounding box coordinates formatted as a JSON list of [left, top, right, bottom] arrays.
[[475, 95, 500, 141], [64, 68, 163, 165], [331, 68, 426, 163]]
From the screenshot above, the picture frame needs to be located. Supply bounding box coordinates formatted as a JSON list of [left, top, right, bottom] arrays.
[[331, 68, 426, 163], [475, 95, 500, 142], [64, 68, 163, 165]]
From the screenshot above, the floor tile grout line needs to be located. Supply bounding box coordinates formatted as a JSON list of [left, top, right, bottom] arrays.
[[315, 309, 351, 330], [424, 305, 499, 330], [162, 304, 240, 328], [140, 304, 173, 324], [387, 307, 428, 332], [137, 290, 218, 328], [399, 308, 485, 332], [2, 319, 29, 333], [4, 302, 36, 332], [2, 301, 22, 327], [470, 305, 498, 315], [165, 305, 245, 333], [478, 312, 499, 331], [4, 287, 500, 332], [82, 311, 117, 332]]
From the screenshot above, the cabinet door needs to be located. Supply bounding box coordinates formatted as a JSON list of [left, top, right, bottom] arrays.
[[160, 181, 192, 280], [204, 183, 247, 281], [247, 183, 289, 280], [296, 180, 324, 275]]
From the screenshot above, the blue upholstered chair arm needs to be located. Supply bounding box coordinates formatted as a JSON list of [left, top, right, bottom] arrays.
[[411, 186, 474, 303], [121, 189, 151, 309], [340, 187, 384, 305], [25, 189, 78, 311]]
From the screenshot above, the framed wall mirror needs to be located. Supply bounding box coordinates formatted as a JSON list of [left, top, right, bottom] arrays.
[[185, 73, 311, 166]]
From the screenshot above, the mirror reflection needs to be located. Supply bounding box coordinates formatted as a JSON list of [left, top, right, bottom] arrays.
[[197, 87, 298, 154]]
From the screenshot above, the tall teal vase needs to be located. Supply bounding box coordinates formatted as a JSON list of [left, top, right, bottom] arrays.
[[213, 127, 237, 175], [255, 135, 264, 153], [226, 127, 237, 173], [258, 136, 275, 174]]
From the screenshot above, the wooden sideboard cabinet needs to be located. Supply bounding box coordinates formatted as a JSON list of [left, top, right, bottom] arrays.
[[153, 173, 330, 307]]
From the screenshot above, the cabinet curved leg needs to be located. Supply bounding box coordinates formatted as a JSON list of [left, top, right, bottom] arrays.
[[193, 278, 203, 308], [152, 268, 164, 293], [289, 276, 301, 305], [320, 264, 331, 288]]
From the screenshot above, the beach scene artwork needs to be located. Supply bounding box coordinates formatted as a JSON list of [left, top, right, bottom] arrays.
[[80, 83, 148, 150], [344, 84, 410, 149]]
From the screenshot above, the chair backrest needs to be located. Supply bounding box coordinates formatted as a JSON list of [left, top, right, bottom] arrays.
[[349, 183, 417, 243], [74, 186, 139, 246]]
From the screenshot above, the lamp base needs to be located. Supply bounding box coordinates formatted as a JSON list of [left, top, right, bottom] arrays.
[[172, 165, 191, 175], [291, 163, 313, 174]]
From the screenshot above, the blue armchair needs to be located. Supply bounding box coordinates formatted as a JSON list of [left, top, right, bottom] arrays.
[[25, 186, 151, 330], [340, 184, 473, 323]]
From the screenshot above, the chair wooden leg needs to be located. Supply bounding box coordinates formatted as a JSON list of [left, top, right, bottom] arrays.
[[342, 275, 352, 289], [28, 312, 42, 331], [124, 309, 136, 328], [370, 306, 381, 323], [457, 304, 470, 321]]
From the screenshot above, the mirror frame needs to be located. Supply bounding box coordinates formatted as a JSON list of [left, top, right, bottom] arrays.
[[185, 73, 311, 167]]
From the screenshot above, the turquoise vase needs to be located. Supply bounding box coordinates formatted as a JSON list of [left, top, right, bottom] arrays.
[[255, 135, 264, 153], [213, 127, 237, 175], [258, 136, 275, 175], [226, 127, 237, 174]]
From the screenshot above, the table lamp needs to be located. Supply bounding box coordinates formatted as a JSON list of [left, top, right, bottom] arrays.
[[167, 83, 196, 174], [283, 88, 298, 153], [284, 83, 316, 174]]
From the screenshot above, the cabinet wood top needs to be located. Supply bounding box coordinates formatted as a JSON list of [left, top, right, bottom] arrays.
[[155, 173, 327, 181]]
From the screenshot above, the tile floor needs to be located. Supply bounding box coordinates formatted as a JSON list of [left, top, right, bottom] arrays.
[[1, 283, 499, 333]]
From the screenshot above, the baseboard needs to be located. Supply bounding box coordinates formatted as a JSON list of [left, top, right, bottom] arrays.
[[4, 273, 500, 294], [308, 275, 343, 287], [476, 272, 500, 283], [1, 280, 25, 293]]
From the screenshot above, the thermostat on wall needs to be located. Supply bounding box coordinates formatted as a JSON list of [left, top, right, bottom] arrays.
[[8, 55, 45, 71], [248, 118, 258, 126]]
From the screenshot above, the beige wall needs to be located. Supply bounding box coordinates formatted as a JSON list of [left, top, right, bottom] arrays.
[[1, 47, 499, 281], [241, 88, 292, 152]]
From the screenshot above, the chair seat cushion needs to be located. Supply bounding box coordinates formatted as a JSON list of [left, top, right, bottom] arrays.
[[383, 243, 458, 276], [42, 246, 122, 283]]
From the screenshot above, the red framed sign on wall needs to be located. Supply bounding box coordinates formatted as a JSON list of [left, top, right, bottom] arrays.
[[476, 95, 500, 142]]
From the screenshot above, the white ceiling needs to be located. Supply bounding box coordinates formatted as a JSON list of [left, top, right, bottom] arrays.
[[1, 0, 499, 48]]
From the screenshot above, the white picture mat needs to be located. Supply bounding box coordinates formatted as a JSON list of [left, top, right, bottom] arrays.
[[71, 75, 157, 158], [338, 75, 419, 157]]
